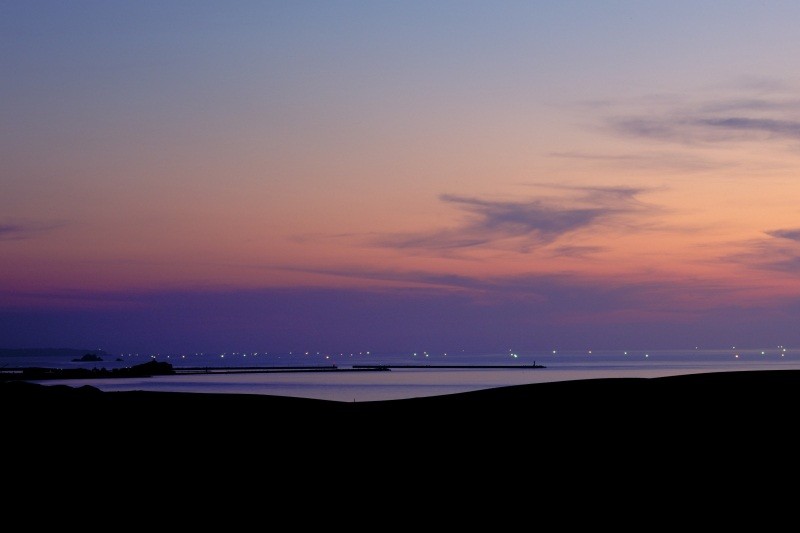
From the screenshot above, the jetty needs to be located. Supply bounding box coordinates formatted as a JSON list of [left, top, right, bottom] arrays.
[[352, 363, 546, 370], [171, 365, 389, 375]]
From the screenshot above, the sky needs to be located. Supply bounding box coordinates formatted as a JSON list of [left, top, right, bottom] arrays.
[[4, 1, 800, 355]]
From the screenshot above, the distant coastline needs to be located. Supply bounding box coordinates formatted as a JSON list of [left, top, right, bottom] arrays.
[[0, 348, 109, 358], [0, 359, 174, 381]]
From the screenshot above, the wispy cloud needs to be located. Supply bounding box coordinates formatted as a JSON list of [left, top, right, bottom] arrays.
[[273, 264, 492, 293], [607, 90, 800, 145], [549, 150, 723, 173], [0, 221, 63, 241], [0, 224, 26, 240], [725, 228, 800, 273], [370, 185, 651, 255], [274, 262, 757, 318], [549, 245, 605, 257], [766, 228, 800, 242], [699, 117, 800, 138], [699, 98, 800, 114], [608, 115, 800, 144]]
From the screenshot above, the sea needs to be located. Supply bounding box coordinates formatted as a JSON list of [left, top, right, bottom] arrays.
[[4, 346, 799, 402]]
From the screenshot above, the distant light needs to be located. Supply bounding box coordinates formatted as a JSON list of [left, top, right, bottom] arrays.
[[645, 354, 649, 358], [735, 354, 739, 358], [588, 350, 592, 354], [624, 351, 628, 355], [552, 350, 557, 354]]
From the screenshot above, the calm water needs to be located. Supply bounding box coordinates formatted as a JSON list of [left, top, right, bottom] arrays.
[[5, 347, 799, 402]]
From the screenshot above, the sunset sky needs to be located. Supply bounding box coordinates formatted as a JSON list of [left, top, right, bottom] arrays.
[[4, 1, 800, 354]]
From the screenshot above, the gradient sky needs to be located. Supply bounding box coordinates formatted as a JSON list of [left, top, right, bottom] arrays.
[[4, 1, 800, 354]]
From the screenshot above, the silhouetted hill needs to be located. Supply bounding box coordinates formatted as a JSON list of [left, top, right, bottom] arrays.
[[4, 369, 797, 436], [4, 369, 791, 480]]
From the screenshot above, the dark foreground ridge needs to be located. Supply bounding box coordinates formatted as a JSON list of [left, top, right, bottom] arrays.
[[4, 369, 797, 479], [4, 369, 799, 433]]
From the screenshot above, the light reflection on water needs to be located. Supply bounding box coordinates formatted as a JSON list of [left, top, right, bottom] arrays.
[[19, 347, 800, 402]]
